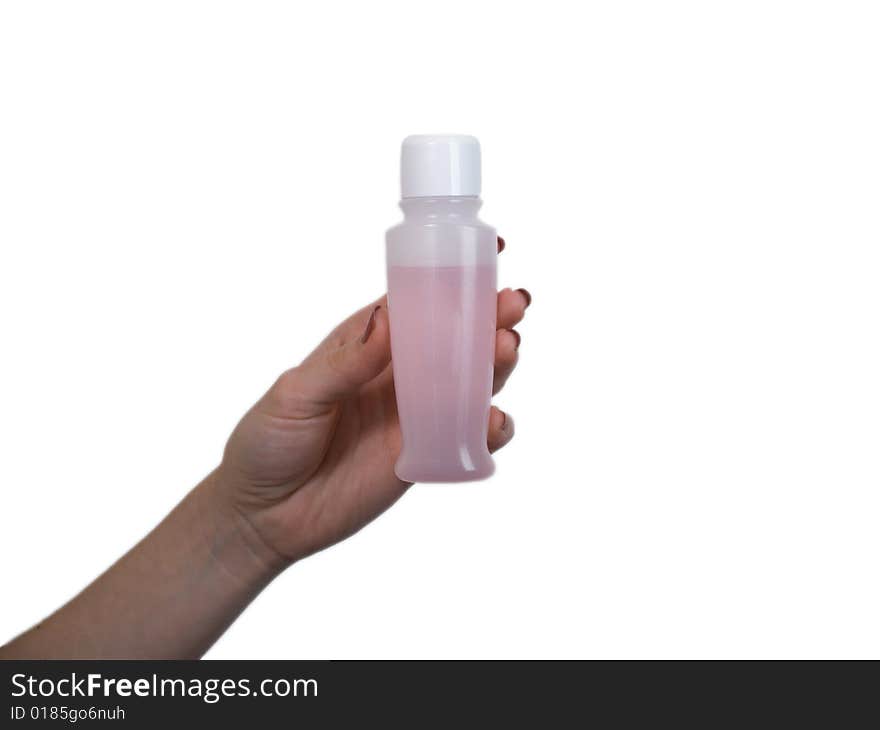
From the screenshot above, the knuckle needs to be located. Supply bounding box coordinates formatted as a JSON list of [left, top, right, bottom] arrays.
[[268, 367, 312, 414], [276, 366, 302, 393]]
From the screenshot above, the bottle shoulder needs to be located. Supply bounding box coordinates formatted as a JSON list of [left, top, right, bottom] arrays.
[[386, 217, 496, 240]]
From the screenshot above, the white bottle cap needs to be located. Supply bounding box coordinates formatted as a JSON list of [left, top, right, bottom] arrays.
[[400, 134, 481, 198]]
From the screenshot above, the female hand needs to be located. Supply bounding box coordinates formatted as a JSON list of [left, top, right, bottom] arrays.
[[0, 240, 529, 659]]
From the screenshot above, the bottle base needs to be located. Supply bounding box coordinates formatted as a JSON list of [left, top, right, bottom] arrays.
[[394, 455, 495, 484]]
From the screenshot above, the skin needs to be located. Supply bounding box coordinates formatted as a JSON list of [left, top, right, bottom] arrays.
[[0, 238, 529, 658]]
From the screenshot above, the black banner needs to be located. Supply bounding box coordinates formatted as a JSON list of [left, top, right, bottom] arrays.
[[2, 660, 877, 726]]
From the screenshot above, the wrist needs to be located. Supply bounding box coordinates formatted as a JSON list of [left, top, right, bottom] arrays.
[[197, 469, 292, 584]]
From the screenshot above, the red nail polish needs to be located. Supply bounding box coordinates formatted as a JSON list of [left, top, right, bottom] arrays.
[[497, 236, 506, 253], [360, 306, 380, 344], [516, 288, 532, 308], [510, 329, 521, 350]]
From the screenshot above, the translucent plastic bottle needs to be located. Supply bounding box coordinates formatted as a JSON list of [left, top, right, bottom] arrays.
[[386, 135, 497, 482]]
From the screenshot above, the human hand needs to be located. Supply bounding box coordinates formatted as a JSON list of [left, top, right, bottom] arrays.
[[217, 245, 530, 566], [0, 242, 529, 660]]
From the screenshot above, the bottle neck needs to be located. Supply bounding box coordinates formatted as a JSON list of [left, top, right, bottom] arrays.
[[399, 195, 482, 221]]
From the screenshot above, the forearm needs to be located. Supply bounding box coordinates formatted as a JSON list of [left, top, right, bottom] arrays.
[[0, 470, 287, 659]]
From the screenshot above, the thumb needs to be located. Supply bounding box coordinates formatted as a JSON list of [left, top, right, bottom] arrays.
[[296, 305, 391, 404]]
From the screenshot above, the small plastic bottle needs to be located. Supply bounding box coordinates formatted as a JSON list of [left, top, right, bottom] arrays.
[[386, 134, 497, 482]]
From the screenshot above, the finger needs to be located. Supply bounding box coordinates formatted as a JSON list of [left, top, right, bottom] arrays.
[[294, 304, 391, 404], [493, 328, 520, 394], [496, 287, 531, 330], [487, 405, 515, 453], [497, 235, 505, 253]]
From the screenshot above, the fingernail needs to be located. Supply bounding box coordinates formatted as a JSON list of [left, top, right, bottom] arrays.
[[360, 306, 380, 344], [499, 409, 508, 430], [497, 236, 506, 253], [510, 329, 521, 350], [516, 288, 532, 308]]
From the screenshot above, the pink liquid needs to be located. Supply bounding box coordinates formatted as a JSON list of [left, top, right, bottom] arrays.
[[388, 264, 497, 482]]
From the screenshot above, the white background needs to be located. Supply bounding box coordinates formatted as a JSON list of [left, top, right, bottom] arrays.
[[1, 1, 878, 659]]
